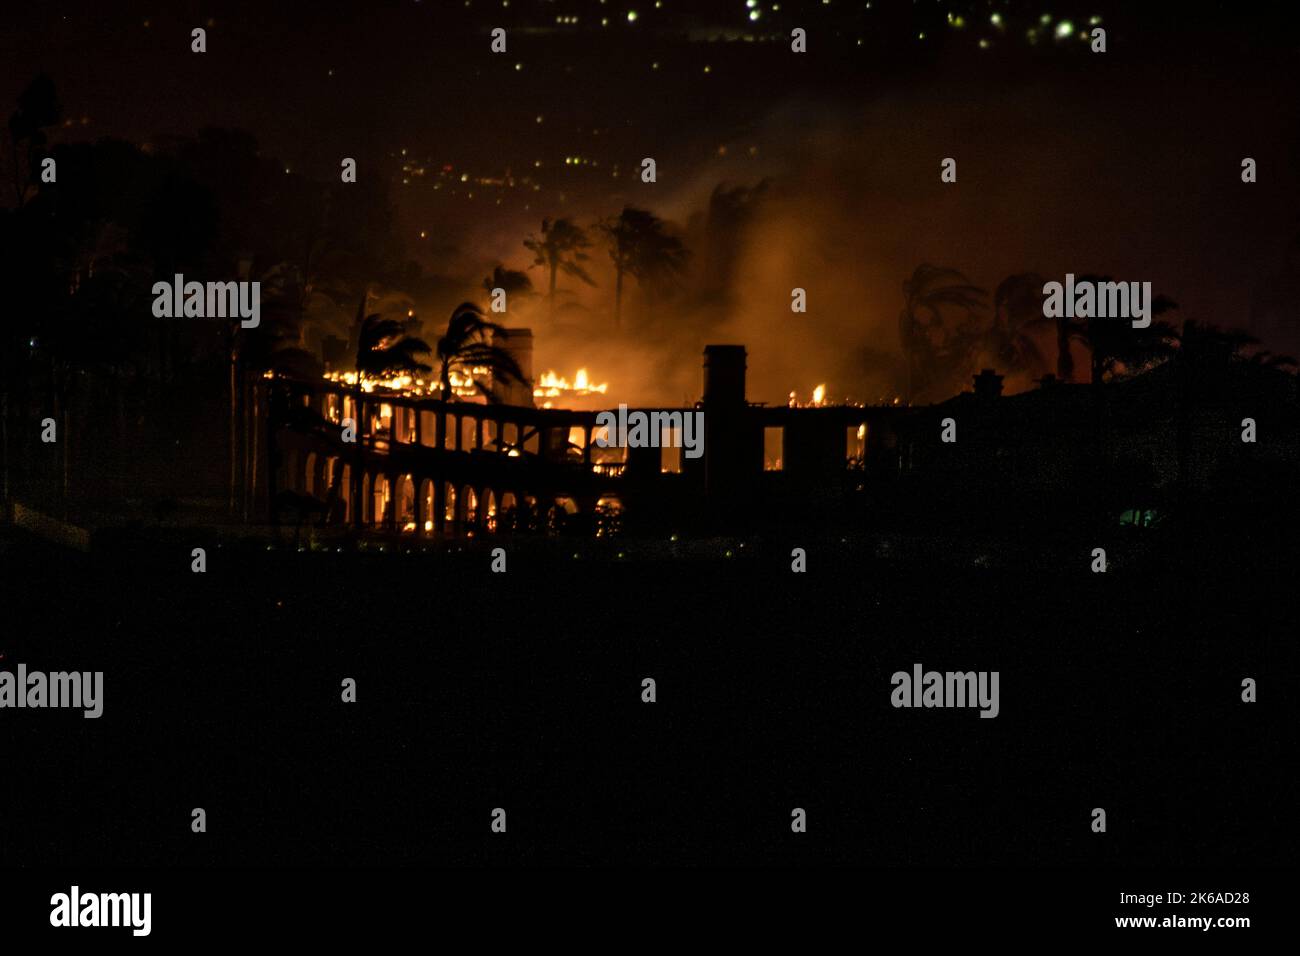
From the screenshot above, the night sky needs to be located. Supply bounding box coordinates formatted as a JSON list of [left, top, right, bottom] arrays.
[[5, 0, 1298, 403]]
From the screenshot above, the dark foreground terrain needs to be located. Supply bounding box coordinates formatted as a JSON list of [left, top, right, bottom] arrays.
[[1, 526, 1293, 868]]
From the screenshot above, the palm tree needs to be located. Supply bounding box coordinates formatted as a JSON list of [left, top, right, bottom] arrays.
[[1032, 276, 1180, 385], [898, 264, 988, 402], [348, 292, 433, 528], [482, 264, 535, 303], [598, 206, 688, 328], [1071, 275, 1180, 385], [354, 298, 433, 381], [434, 302, 526, 403], [1022, 280, 1079, 382], [523, 217, 595, 318], [987, 272, 1048, 374]]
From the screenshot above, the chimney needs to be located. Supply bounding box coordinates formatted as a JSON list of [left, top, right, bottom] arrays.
[[492, 327, 534, 407], [973, 368, 1004, 400], [700, 346, 756, 528], [703, 345, 747, 406]]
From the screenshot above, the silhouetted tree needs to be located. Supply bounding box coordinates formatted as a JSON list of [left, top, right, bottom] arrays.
[[348, 292, 431, 527], [598, 206, 688, 327], [1071, 275, 1180, 385], [986, 273, 1047, 374], [434, 302, 526, 403], [899, 264, 987, 401], [524, 217, 594, 318], [482, 264, 535, 304]]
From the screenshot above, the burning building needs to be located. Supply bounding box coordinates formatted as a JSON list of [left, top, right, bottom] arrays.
[[270, 341, 913, 538], [269, 341, 1300, 540]]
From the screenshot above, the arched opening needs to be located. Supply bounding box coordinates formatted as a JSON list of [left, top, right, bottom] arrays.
[[339, 463, 352, 523], [500, 492, 517, 532], [420, 478, 435, 534], [360, 473, 372, 525], [596, 495, 624, 537], [373, 474, 394, 528], [463, 486, 479, 534], [303, 452, 317, 496], [548, 496, 579, 535], [443, 483, 458, 534], [396, 474, 416, 533], [484, 490, 498, 533]]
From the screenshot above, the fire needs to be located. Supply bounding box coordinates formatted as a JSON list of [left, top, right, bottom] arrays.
[[789, 383, 830, 407], [534, 368, 608, 397], [534, 367, 609, 407], [323, 367, 494, 399], [319, 365, 611, 409]]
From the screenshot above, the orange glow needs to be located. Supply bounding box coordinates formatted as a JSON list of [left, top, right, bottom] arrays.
[[789, 383, 830, 407], [533, 367, 609, 400], [324, 366, 495, 400]]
